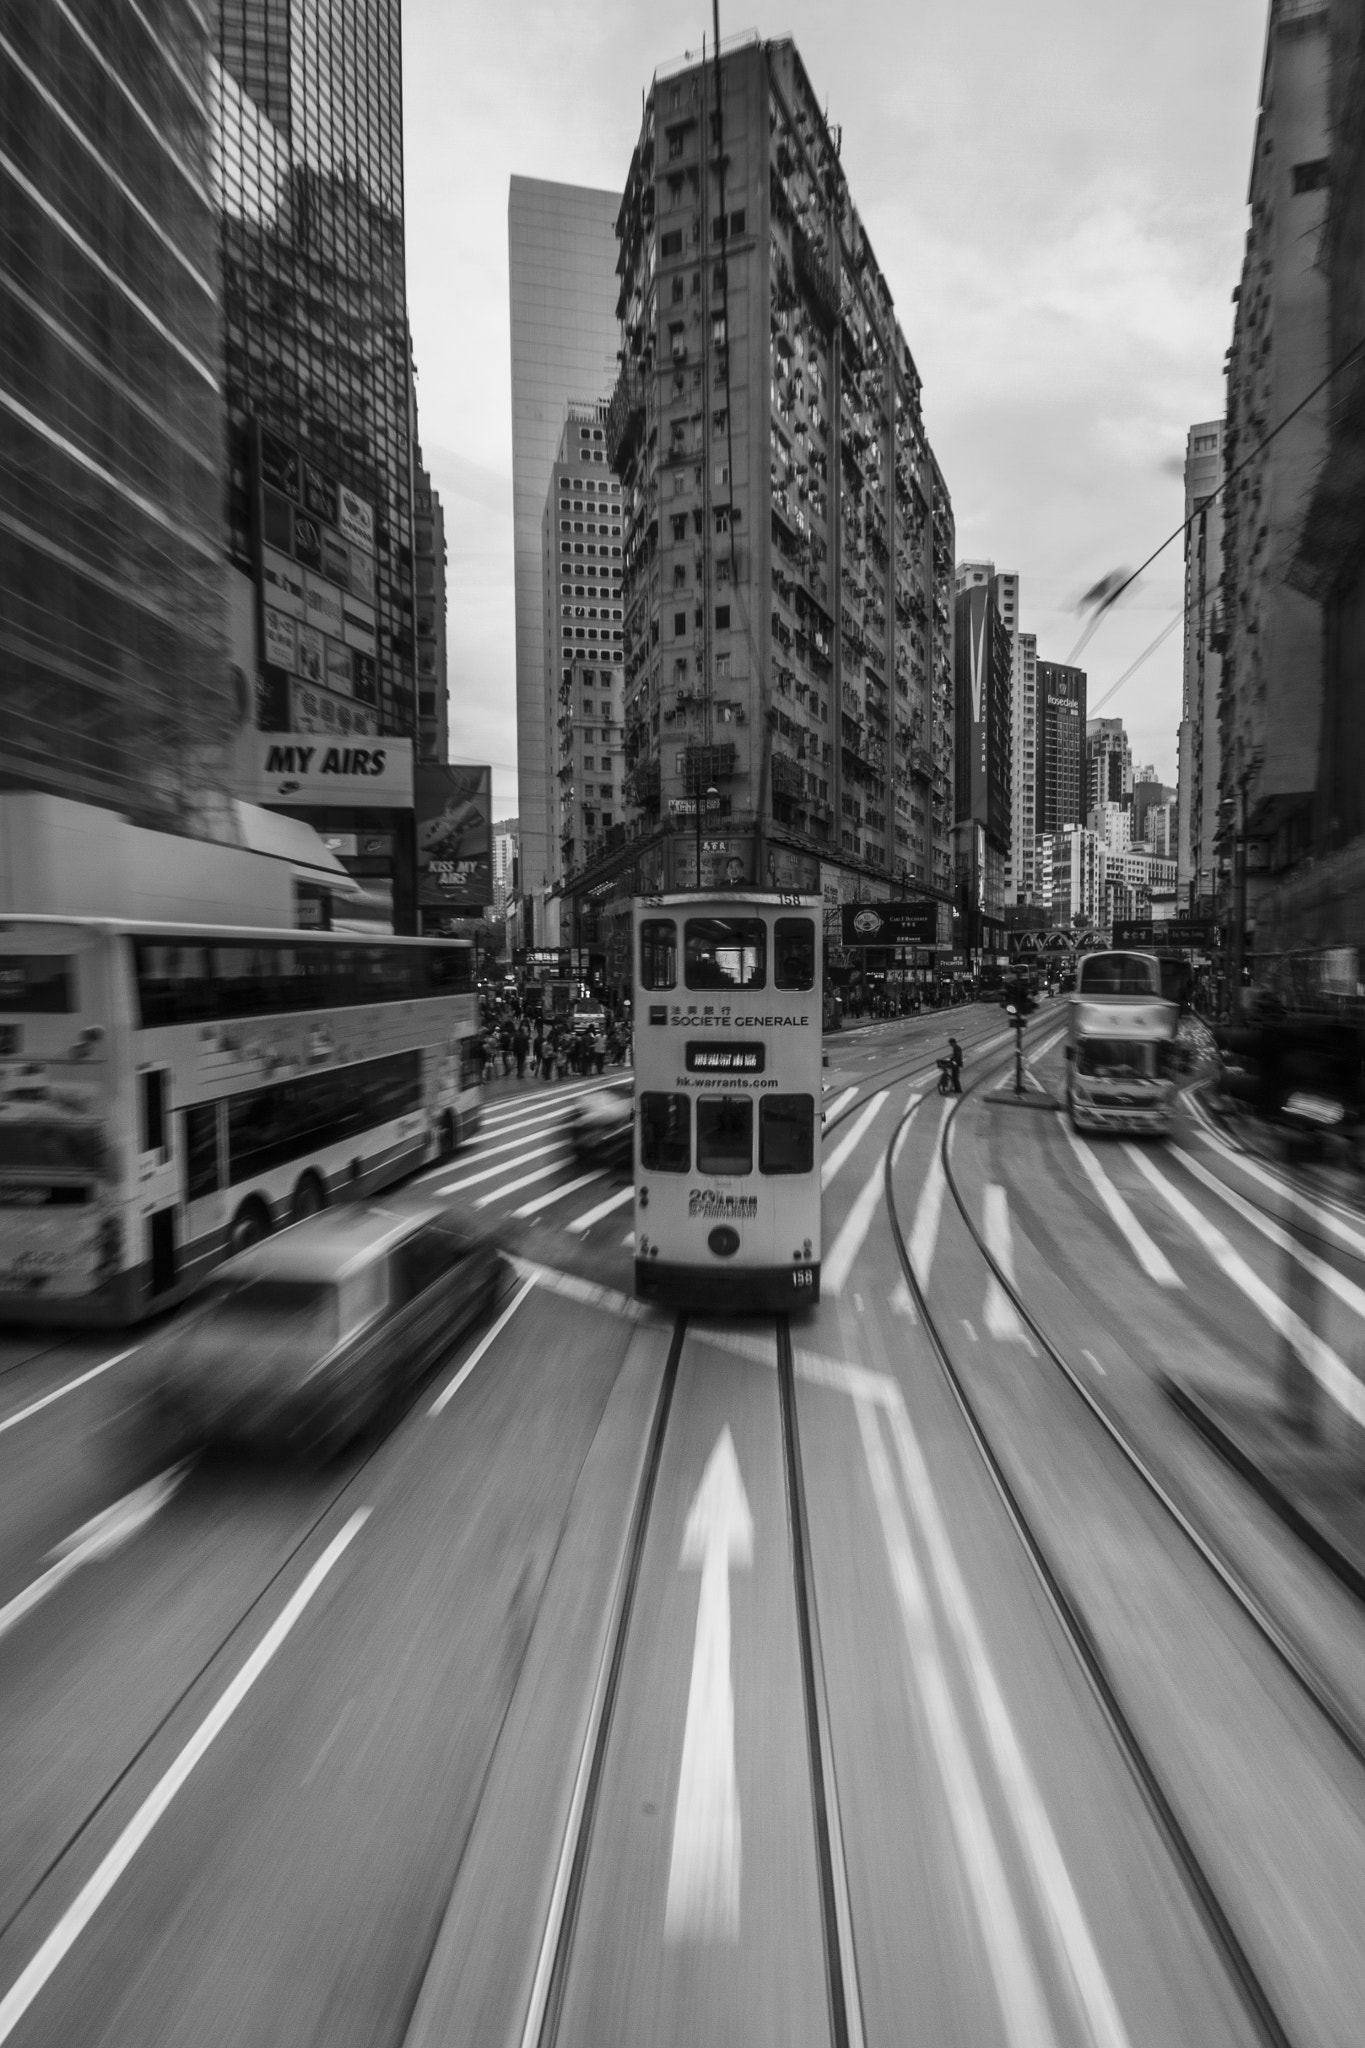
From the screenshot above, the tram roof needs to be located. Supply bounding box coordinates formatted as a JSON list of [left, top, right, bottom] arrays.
[[632, 892, 823, 911]]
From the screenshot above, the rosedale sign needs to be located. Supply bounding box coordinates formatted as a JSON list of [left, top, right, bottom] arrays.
[[236, 730, 414, 809]]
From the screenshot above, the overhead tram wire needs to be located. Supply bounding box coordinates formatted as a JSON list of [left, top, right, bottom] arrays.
[[1065, 328, 1365, 666]]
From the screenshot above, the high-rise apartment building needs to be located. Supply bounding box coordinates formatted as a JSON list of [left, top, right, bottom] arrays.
[[413, 450, 448, 762], [1036, 662, 1086, 836], [541, 408, 625, 886], [2, 2, 237, 838], [215, 0, 414, 743], [953, 577, 1012, 925], [955, 562, 1025, 909], [1221, 0, 1330, 923], [1177, 421, 1226, 910], [1086, 717, 1132, 818], [597, 34, 954, 957], [509, 178, 622, 936]]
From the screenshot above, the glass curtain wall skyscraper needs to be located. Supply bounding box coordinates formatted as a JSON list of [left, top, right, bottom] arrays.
[[214, 0, 415, 743], [0, 1, 237, 837]]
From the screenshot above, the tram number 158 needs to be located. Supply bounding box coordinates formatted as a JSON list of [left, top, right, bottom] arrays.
[[791, 1266, 816, 1290]]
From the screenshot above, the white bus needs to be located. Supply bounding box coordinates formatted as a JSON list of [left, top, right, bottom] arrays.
[[632, 892, 823, 1311], [0, 918, 482, 1325], [1065, 949, 1180, 1135]]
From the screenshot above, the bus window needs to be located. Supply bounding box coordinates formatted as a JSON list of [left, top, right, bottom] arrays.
[[0, 955, 75, 1013], [640, 919, 678, 990], [774, 918, 815, 991], [760, 1095, 814, 1174], [697, 1097, 753, 1175], [183, 1104, 220, 1200], [641, 1092, 690, 1172], [1077, 953, 1159, 997], [685, 919, 766, 990]]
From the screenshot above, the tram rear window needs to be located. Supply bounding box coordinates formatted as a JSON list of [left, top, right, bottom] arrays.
[[685, 919, 766, 990], [759, 1095, 814, 1174], [641, 1092, 690, 1172], [774, 918, 815, 991], [640, 919, 678, 990], [697, 1097, 753, 1175]]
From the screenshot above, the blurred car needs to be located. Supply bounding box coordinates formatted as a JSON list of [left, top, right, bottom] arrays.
[[571, 996, 607, 1034], [120, 1203, 504, 1464], [569, 1088, 633, 1168]]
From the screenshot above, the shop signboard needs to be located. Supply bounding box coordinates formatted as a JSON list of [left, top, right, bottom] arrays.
[[302, 459, 338, 525], [290, 680, 377, 738], [303, 572, 344, 639], [338, 485, 375, 551], [237, 731, 413, 809], [415, 764, 493, 911], [840, 900, 940, 947], [1112, 919, 1223, 950]]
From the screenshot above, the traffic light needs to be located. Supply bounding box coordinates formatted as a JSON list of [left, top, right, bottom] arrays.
[[1003, 980, 1037, 1026]]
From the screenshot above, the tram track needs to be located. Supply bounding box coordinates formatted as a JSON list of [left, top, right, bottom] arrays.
[[820, 1003, 1060, 1138], [883, 1058, 1335, 2048], [520, 1309, 862, 2048]]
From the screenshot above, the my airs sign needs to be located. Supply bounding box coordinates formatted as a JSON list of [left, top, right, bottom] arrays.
[[237, 731, 414, 810]]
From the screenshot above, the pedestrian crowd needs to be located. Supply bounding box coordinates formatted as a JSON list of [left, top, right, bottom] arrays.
[[476, 993, 632, 1085]]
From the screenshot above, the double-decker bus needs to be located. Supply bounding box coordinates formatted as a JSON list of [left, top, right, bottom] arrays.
[[0, 918, 482, 1325], [632, 892, 823, 1310], [1064, 949, 1180, 1135]]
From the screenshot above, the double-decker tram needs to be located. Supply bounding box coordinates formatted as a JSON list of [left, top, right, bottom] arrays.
[[632, 892, 823, 1309]]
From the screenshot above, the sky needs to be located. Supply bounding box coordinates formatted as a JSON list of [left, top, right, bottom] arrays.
[[402, 0, 1267, 817]]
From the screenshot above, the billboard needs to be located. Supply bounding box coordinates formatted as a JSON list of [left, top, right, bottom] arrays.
[[841, 900, 941, 947], [416, 764, 493, 911]]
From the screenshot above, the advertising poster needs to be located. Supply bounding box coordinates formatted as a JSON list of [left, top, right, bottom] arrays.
[[291, 681, 377, 738], [415, 764, 493, 911], [296, 622, 324, 683]]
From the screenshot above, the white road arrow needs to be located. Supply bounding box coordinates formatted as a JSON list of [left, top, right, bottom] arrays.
[[664, 1426, 753, 1944]]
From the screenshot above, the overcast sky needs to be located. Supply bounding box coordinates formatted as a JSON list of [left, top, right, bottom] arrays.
[[403, 0, 1266, 817]]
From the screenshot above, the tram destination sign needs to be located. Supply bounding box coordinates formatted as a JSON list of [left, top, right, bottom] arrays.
[[1112, 919, 1223, 950], [840, 901, 940, 947], [685, 1041, 766, 1073]]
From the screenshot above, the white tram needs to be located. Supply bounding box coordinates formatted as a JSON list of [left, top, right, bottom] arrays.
[[632, 892, 823, 1310]]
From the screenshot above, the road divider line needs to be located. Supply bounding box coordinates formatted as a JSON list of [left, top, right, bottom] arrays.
[[821, 1092, 887, 1189], [1125, 1144, 1365, 1428], [823, 1152, 887, 1296], [1186, 1108, 1365, 1260], [907, 1102, 952, 1286], [0, 1508, 371, 2045], [0, 1350, 136, 1440], [430, 1275, 537, 1415], [435, 1139, 565, 1195], [566, 1184, 634, 1234], [1059, 1121, 1182, 1288], [982, 1187, 1033, 1348], [884, 1390, 1131, 2048], [856, 1399, 1058, 2048], [510, 1169, 604, 1219], [1173, 1145, 1365, 1326], [0, 1466, 187, 1646], [473, 1157, 572, 1209], [823, 1086, 858, 1122], [1027, 1026, 1066, 1065]]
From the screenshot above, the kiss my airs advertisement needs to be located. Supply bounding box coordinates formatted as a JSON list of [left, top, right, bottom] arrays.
[[415, 765, 493, 912]]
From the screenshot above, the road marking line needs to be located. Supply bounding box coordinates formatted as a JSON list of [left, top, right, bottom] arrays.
[[508, 1257, 654, 1324], [891, 1093, 923, 1167], [1125, 1145, 1365, 1428], [1082, 1350, 1107, 1376], [435, 1127, 568, 1175], [1059, 1121, 1182, 1288], [429, 1276, 536, 1414], [0, 1509, 370, 2045], [884, 1391, 1131, 2048], [962, 1318, 979, 1342], [511, 1170, 605, 1219], [466, 1087, 628, 1146], [479, 1078, 621, 1127], [622, 1230, 635, 1247], [823, 1086, 858, 1122], [821, 1092, 887, 1188], [566, 1184, 634, 1234], [1175, 1146, 1365, 1326], [1186, 1111, 1365, 1261], [889, 1278, 917, 1322], [856, 1400, 1057, 2048], [436, 1140, 566, 1195], [981, 1185, 1031, 1346], [823, 1152, 887, 1296], [907, 1102, 951, 1285], [0, 1350, 137, 1440], [666, 1429, 752, 1943], [474, 1158, 572, 1208], [0, 1466, 187, 1646], [1027, 1026, 1066, 1064]]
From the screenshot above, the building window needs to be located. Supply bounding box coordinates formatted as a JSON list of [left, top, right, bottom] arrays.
[[1292, 158, 1329, 194], [715, 605, 730, 630], [675, 611, 687, 635]]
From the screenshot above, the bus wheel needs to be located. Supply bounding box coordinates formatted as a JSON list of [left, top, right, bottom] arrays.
[[228, 1199, 271, 1256], [438, 1110, 459, 1159], [291, 1173, 327, 1222]]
